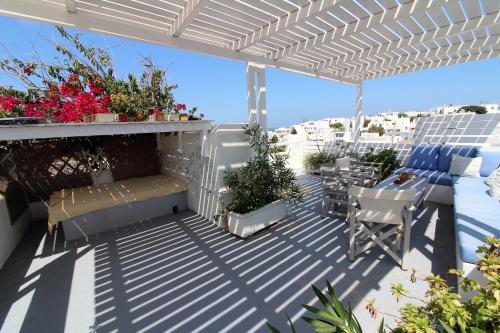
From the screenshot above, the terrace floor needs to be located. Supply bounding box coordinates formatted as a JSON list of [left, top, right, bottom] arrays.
[[0, 173, 455, 333]]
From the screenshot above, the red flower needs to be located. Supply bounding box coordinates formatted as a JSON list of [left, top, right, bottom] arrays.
[[0, 96, 23, 111], [175, 103, 186, 111], [89, 78, 104, 96], [23, 67, 33, 75]]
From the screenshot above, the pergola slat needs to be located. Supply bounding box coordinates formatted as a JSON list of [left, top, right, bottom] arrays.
[[0, 0, 497, 84]]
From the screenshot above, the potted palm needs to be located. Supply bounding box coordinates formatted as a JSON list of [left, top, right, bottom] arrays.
[[216, 125, 302, 238]]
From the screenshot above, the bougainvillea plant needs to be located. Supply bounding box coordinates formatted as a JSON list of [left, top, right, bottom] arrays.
[[0, 26, 198, 122]]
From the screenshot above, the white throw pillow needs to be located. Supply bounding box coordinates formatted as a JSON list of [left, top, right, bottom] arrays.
[[485, 167, 500, 186], [335, 157, 350, 170], [489, 182, 500, 198], [448, 154, 482, 177]]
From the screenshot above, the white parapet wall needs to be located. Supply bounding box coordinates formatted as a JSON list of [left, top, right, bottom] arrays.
[[157, 124, 251, 223], [0, 195, 32, 268]]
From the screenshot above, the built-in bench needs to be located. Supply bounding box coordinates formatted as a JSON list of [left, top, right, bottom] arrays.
[[392, 144, 500, 296], [48, 174, 188, 241]]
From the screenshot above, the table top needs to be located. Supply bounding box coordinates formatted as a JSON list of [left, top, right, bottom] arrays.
[[375, 174, 429, 205]]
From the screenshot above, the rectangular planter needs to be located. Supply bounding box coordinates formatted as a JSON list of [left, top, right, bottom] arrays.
[[226, 200, 288, 238], [84, 113, 115, 123]]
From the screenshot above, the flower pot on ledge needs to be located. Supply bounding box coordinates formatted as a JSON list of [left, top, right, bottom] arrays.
[[179, 113, 188, 121], [226, 200, 288, 238], [117, 114, 129, 122], [84, 113, 115, 123], [167, 113, 179, 121]]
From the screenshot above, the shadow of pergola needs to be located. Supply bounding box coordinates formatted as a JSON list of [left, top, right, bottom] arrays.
[[0, 173, 455, 333]]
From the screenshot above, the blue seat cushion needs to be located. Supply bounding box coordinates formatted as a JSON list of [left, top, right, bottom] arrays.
[[478, 148, 500, 177], [394, 167, 452, 186], [452, 176, 500, 263], [438, 146, 477, 172], [408, 145, 440, 171]]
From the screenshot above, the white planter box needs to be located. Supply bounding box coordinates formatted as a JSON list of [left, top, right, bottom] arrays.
[[226, 200, 288, 238]]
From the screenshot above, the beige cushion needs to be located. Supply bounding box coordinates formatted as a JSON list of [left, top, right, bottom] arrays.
[[448, 155, 482, 177]]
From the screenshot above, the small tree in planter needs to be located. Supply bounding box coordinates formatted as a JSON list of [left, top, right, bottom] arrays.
[[217, 125, 302, 238]]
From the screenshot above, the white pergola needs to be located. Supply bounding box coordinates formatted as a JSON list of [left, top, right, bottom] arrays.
[[0, 0, 499, 141]]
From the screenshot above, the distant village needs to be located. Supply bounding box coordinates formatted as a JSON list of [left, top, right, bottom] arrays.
[[269, 103, 500, 145]]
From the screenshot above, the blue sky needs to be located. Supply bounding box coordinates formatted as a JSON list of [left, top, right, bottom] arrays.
[[0, 16, 499, 128]]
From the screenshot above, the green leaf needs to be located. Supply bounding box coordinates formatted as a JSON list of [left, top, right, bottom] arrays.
[[266, 323, 283, 333], [438, 319, 457, 333], [302, 317, 338, 333], [378, 319, 386, 333], [469, 328, 489, 333]]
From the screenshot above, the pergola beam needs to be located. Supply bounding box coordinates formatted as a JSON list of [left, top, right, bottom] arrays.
[[315, 13, 500, 72], [170, 0, 209, 37], [234, 0, 345, 51], [272, 0, 453, 61], [0, 0, 357, 85]]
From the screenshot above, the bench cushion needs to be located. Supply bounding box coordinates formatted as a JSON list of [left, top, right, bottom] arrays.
[[408, 145, 440, 171], [478, 148, 500, 177], [452, 176, 500, 263], [394, 167, 452, 186], [438, 146, 477, 172], [48, 175, 188, 233]]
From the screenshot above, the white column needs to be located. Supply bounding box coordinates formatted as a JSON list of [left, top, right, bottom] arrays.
[[246, 62, 257, 127], [256, 66, 267, 133], [353, 82, 363, 146]]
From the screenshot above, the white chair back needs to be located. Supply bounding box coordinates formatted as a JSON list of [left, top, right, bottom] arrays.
[[349, 185, 416, 225]]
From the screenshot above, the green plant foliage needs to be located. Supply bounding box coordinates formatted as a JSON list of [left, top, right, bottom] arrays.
[[304, 151, 336, 171], [270, 145, 287, 154], [361, 148, 400, 179], [217, 125, 302, 217], [330, 122, 345, 131], [368, 125, 385, 136], [458, 105, 487, 115], [268, 238, 499, 333]]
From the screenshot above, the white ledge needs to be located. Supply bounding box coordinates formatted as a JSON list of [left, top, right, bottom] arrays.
[[0, 120, 213, 141]]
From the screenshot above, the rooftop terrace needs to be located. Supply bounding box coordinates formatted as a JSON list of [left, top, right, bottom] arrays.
[[0, 173, 455, 333]]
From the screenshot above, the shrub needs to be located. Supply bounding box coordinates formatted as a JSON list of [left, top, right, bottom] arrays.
[[268, 237, 500, 333], [458, 105, 487, 115], [304, 151, 335, 172], [368, 125, 385, 136], [361, 148, 401, 179], [330, 122, 345, 131], [270, 145, 287, 154], [217, 125, 302, 217]]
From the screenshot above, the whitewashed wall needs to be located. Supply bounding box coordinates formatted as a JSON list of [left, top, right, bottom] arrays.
[[0, 197, 31, 268], [158, 124, 250, 222]]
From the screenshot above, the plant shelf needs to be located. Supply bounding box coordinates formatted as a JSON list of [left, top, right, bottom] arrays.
[[0, 120, 213, 141]]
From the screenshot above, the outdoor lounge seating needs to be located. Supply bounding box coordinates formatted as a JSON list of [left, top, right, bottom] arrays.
[[392, 144, 500, 285], [48, 174, 188, 241]]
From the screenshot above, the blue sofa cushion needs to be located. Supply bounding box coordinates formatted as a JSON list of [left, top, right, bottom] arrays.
[[438, 146, 477, 172], [408, 145, 440, 171], [452, 176, 500, 263], [394, 167, 452, 186], [478, 148, 500, 177]]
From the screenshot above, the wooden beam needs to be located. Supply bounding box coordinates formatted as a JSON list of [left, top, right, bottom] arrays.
[[170, 0, 209, 37], [234, 0, 345, 51]]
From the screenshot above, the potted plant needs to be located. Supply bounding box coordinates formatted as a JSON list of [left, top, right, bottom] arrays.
[[216, 125, 302, 238]]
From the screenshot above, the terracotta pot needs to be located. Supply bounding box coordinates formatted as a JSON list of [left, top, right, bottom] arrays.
[[155, 113, 165, 121], [179, 113, 189, 121]]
